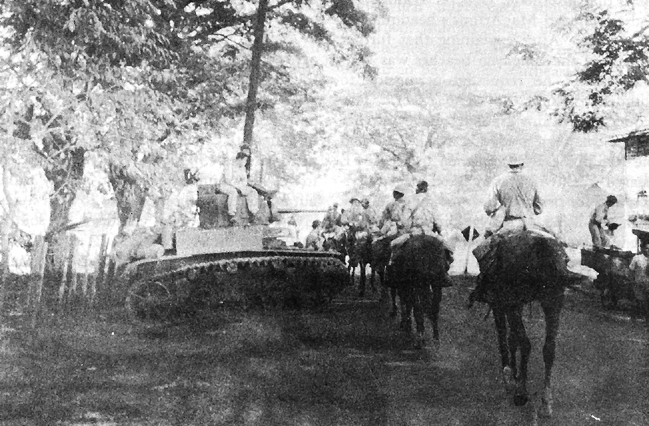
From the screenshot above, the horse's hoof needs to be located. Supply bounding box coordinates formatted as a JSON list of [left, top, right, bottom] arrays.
[[513, 392, 529, 406], [539, 400, 553, 417], [413, 333, 425, 349], [502, 366, 514, 390], [539, 388, 553, 417]]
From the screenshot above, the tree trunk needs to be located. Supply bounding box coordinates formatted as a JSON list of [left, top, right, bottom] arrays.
[[15, 103, 87, 282], [242, 0, 269, 177], [44, 145, 85, 280], [108, 163, 148, 233], [0, 162, 14, 317]]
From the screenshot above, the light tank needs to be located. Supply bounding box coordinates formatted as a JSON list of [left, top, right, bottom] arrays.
[[123, 184, 348, 321]]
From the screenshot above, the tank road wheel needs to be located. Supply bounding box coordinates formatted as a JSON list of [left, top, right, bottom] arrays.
[[126, 280, 176, 321]]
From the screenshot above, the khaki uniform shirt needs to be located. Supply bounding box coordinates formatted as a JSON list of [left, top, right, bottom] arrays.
[[342, 204, 365, 228], [223, 158, 248, 189], [380, 199, 407, 235], [484, 169, 543, 219], [403, 192, 441, 234]]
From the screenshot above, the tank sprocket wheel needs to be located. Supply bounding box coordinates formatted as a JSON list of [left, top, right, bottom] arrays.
[[126, 279, 177, 321]]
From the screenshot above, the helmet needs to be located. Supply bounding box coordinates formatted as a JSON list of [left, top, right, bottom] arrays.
[[416, 180, 428, 192], [349, 197, 361, 203]]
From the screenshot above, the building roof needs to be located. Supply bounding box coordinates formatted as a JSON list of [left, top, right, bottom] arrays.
[[608, 128, 649, 159]]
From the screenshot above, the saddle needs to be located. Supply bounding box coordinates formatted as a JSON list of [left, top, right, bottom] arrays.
[[475, 230, 570, 306]]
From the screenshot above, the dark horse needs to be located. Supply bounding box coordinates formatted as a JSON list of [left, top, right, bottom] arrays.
[[476, 230, 572, 417], [346, 226, 377, 297], [391, 234, 448, 348], [371, 237, 398, 316], [322, 230, 347, 257]]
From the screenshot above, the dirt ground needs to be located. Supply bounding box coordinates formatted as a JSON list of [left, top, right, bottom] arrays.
[[1, 275, 648, 426]]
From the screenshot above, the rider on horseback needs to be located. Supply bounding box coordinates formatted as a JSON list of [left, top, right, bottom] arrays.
[[341, 197, 367, 230], [469, 153, 553, 306], [361, 198, 380, 234], [390, 180, 454, 286], [378, 184, 409, 238]]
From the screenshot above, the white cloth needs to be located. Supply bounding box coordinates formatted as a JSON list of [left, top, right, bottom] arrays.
[[629, 253, 649, 302]]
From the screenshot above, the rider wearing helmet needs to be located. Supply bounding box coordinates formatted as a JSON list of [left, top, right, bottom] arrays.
[[379, 184, 410, 238]]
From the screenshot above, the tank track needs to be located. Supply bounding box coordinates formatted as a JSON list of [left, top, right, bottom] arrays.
[[124, 250, 348, 321]]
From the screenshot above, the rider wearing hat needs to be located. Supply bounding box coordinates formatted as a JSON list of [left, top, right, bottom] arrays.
[[470, 152, 546, 306], [341, 197, 366, 229], [361, 198, 380, 233], [482, 154, 543, 235], [390, 180, 454, 286]]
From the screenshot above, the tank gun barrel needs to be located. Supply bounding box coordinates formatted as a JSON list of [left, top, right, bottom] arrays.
[[277, 209, 328, 214]]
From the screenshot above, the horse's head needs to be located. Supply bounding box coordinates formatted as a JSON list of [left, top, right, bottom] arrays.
[[322, 231, 347, 256]]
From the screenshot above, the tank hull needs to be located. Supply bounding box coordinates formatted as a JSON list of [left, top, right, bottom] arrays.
[[123, 249, 348, 321]]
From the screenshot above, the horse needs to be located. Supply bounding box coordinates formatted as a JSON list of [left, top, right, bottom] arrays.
[[345, 226, 377, 297], [391, 234, 448, 348], [474, 230, 572, 417]]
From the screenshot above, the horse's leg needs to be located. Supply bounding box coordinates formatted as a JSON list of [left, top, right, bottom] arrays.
[[376, 267, 385, 299], [384, 265, 399, 317], [399, 288, 412, 332], [359, 261, 367, 297], [539, 293, 564, 417], [508, 305, 530, 406], [424, 283, 441, 341], [412, 286, 426, 349], [492, 307, 514, 390], [390, 286, 398, 317]]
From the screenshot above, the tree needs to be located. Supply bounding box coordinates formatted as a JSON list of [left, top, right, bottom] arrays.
[[0, 0, 380, 239], [550, 2, 649, 132]]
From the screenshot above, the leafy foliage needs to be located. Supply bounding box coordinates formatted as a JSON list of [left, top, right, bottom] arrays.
[[0, 0, 380, 237], [551, 4, 649, 132]]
